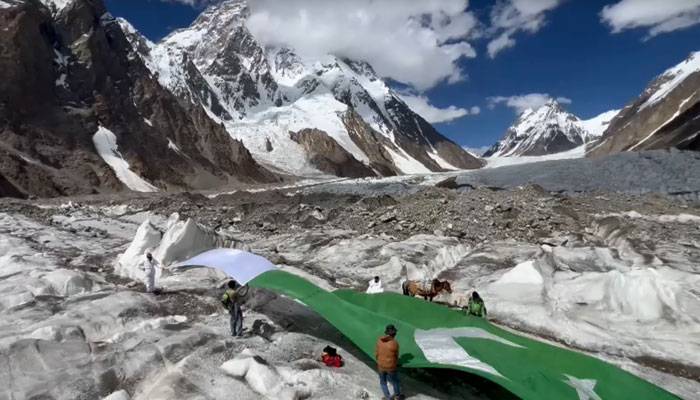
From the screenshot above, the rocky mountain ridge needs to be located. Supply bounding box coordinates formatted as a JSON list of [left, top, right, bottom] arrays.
[[486, 51, 700, 160], [121, 0, 482, 178], [0, 0, 276, 198], [0, 0, 482, 199], [590, 51, 700, 156]]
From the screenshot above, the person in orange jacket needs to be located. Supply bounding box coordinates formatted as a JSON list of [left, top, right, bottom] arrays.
[[375, 324, 402, 400]]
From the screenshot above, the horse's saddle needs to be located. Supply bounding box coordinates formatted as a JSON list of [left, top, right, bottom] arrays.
[[417, 279, 434, 291]]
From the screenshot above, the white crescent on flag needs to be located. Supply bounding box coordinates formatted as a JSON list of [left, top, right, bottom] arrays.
[[173, 248, 276, 285], [415, 327, 525, 378]]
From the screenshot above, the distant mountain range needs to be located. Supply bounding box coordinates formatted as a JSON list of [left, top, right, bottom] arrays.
[[0, 0, 480, 197], [487, 51, 700, 159], [483, 101, 618, 157], [124, 0, 481, 177], [0, 0, 697, 198], [590, 51, 700, 156]]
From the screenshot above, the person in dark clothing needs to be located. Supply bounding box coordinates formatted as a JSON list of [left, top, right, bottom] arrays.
[[222, 280, 243, 336], [466, 291, 487, 318], [376, 324, 402, 400]]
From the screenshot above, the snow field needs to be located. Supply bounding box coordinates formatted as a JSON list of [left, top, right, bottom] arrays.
[[116, 215, 233, 290], [0, 210, 389, 399], [485, 141, 587, 169], [642, 51, 700, 109], [221, 349, 312, 400], [578, 109, 620, 138], [92, 126, 158, 192], [479, 248, 700, 371], [244, 222, 699, 398], [2, 182, 700, 399]]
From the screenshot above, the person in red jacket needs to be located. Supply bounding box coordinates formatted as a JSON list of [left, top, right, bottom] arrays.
[[321, 345, 344, 368]]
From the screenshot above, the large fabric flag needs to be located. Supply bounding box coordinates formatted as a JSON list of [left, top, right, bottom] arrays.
[[173, 248, 275, 285], [177, 250, 680, 400]]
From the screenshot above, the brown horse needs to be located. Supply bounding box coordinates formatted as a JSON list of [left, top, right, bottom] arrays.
[[402, 279, 452, 302]]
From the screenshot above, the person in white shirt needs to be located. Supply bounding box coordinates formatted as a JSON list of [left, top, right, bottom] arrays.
[[366, 276, 384, 294], [140, 252, 160, 293]]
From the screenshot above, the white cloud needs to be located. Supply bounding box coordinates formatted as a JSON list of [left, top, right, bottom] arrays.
[[399, 93, 480, 124], [487, 33, 516, 58], [245, 0, 478, 90], [601, 0, 700, 38], [488, 93, 571, 113], [487, 0, 564, 58]]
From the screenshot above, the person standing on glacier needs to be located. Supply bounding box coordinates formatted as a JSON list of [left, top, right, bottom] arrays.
[[366, 276, 384, 294], [140, 252, 160, 293], [376, 324, 402, 400], [222, 280, 244, 337], [466, 291, 487, 318]]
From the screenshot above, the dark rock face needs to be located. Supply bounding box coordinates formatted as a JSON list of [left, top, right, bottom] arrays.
[[0, 2, 120, 197], [120, 19, 233, 121], [203, 24, 283, 116], [590, 52, 700, 156], [0, 173, 25, 198], [636, 100, 700, 151], [290, 129, 376, 178], [0, 0, 276, 198], [342, 111, 399, 176], [329, 57, 482, 171], [384, 97, 484, 170]]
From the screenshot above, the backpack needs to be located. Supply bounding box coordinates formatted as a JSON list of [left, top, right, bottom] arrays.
[[322, 346, 343, 368], [221, 289, 237, 309], [322, 354, 343, 368]]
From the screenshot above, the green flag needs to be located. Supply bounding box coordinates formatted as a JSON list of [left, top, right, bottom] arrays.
[[251, 270, 679, 400]]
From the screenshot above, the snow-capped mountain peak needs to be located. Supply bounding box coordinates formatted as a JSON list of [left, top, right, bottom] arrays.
[[120, 0, 481, 177], [484, 100, 588, 157], [579, 109, 620, 139], [38, 0, 73, 15], [162, 0, 249, 56], [590, 51, 700, 156], [641, 51, 700, 110]]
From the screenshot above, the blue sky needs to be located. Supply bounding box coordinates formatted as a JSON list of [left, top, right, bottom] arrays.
[[105, 0, 700, 151]]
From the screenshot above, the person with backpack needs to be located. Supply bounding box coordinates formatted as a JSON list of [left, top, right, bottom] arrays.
[[222, 280, 243, 337], [466, 291, 487, 318], [376, 324, 402, 400], [321, 345, 344, 368]]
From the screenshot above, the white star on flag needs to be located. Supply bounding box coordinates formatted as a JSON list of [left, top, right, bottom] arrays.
[[564, 374, 603, 400]]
